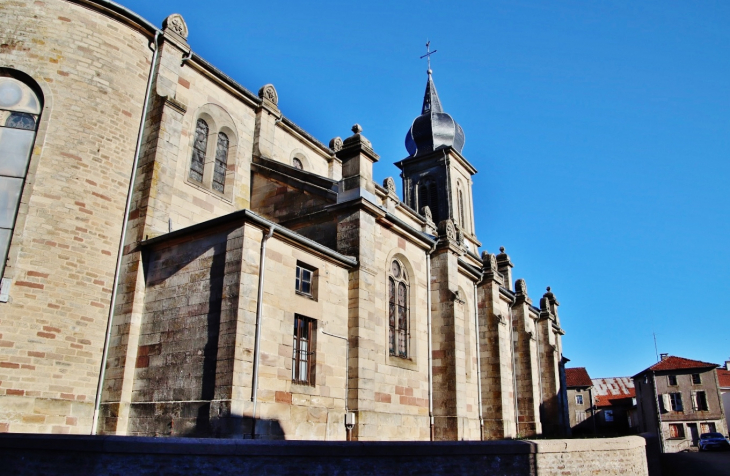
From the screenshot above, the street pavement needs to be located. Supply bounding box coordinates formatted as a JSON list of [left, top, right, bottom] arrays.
[[661, 450, 730, 476]]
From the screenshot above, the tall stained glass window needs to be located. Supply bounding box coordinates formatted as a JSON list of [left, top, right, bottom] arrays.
[[212, 132, 228, 193], [388, 259, 409, 358], [0, 74, 42, 278], [189, 118, 208, 183]]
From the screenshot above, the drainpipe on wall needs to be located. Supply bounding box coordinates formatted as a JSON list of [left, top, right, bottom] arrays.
[[426, 240, 437, 441], [91, 30, 161, 435], [250, 224, 275, 439], [321, 329, 352, 441], [535, 314, 544, 431], [509, 297, 519, 437], [472, 276, 484, 440], [652, 371, 665, 453]]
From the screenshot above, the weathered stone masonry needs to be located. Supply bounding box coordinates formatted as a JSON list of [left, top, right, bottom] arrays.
[[0, 0, 570, 441]]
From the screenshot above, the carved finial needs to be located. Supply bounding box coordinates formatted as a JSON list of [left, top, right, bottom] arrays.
[[481, 250, 489, 261], [258, 84, 278, 106], [499, 246, 505, 253], [421, 206, 433, 223], [546, 286, 551, 292], [351, 124, 363, 134], [329, 137, 343, 152], [438, 219, 457, 242], [515, 278, 527, 295], [163, 14, 188, 40], [383, 177, 396, 194]]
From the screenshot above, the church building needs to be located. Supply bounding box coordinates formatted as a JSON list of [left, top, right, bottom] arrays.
[[0, 0, 568, 440]]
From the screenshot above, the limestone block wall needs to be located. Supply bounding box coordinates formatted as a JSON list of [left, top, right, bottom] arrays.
[[512, 298, 542, 437], [537, 316, 561, 436], [250, 166, 336, 225], [247, 230, 349, 440], [336, 206, 433, 441], [102, 219, 350, 440], [478, 274, 517, 439], [533, 437, 649, 475], [0, 0, 152, 433], [269, 124, 332, 178], [0, 434, 650, 476]]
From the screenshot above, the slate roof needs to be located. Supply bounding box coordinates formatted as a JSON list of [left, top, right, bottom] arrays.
[[566, 367, 592, 388], [633, 356, 718, 378], [592, 377, 636, 408], [717, 369, 730, 389]]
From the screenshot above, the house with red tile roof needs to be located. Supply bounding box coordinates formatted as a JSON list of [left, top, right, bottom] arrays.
[[565, 368, 596, 435], [592, 377, 638, 436], [633, 354, 727, 453], [716, 359, 730, 436]]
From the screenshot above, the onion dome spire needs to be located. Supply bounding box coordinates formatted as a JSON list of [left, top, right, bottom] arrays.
[[405, 66, 465, 157]]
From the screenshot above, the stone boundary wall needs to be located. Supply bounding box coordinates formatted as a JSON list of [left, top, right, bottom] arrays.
[[0, 434, 648, 475]]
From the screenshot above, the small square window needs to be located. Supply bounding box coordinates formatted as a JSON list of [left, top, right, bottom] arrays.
[[691, 373, 701, 385], [575, 394, 584, 405], [669, 423, 685, 439], [668, 375, 677, 386], [295, 263, 315, 297], [604, 409, 614, 422]]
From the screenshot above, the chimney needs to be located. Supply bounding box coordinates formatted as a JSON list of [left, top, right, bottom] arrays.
[[660, 353, 668, 361], [725, 359, 730, 371]]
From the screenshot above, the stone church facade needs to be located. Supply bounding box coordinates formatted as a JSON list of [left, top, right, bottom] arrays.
[[0, 0, 568, 440]]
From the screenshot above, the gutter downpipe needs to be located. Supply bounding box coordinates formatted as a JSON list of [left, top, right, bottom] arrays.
[[535, 313, 544, 432], [652, 371, 665, 453], [322, 329, 350, 441], [509, 296, 519, 437], [473, 274, 485, 440], [426, 239, 437, 441], [91, 30, 161, 435], [251, 225, 276, 439]]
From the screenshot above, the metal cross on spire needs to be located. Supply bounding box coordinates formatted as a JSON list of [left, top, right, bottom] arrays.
[[420, 41, 437, 74]]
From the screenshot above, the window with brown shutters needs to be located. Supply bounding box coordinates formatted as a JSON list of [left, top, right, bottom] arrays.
[[292, 315, 315, 385]]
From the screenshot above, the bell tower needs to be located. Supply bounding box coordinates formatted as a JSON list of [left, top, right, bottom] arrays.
[[395, 65, 478, 244]]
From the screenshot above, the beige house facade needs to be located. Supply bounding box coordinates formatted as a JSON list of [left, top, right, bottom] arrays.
[[634, 355, 728, 452], [0, 0, 569, 440]]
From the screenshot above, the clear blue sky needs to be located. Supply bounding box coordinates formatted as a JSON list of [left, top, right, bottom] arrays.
[[119, 0, 730, 378]]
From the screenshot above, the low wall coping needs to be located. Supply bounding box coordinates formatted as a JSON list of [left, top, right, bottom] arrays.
[[529, 435, 646, 453], [0, 434, 646, 458]]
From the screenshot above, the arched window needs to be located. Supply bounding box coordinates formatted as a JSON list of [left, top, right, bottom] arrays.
[[388, 259, 409, 358], [418, 176, 438, 221], [189, 118, 208, 183], [212, 132, 228, 193], [0, 74, 42, 279], [292, 157, 303, 170]]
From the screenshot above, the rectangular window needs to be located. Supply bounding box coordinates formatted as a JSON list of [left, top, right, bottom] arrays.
[[575, 411, 586, 423], [701, 422, 716, 434], [670, 392, 684, 412], [604, 410, 614, 422], [292, 315, 315, 385], [693, 391, 709, 411], [668, 375, 677, 386], [295, 263, 313, 296], [575, 394, 584, 405], [691, 373, 701, 385], [669, 423, 685, 439]]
